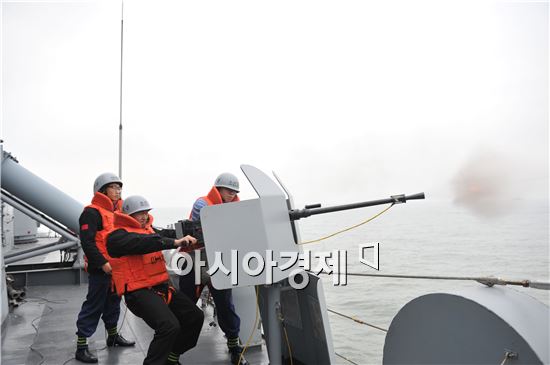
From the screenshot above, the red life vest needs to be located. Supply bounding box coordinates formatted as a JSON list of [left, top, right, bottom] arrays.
[[83, 192, 122, 266], [110, 212, 170, 296]]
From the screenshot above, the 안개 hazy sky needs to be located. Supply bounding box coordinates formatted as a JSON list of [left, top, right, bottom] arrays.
[[1, 0, 548, 213]]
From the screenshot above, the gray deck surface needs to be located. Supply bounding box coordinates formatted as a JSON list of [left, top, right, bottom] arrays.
[[1, 284, 268, 365]]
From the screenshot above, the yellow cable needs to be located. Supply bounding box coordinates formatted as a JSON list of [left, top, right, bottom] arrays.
[[299, 203, 394, 245], [282, 324, 294, 365], [239, 288, 294, 365], [238, 286, 260, 364]]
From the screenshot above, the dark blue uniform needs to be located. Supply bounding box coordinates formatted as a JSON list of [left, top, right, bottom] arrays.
[[75, 207, 121, 338], [179, 196, 240, 339]]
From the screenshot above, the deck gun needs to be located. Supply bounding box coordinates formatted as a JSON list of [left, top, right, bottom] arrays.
[[174, 219, 204, 251], [173, 192, 425, 250], [194, 165, 426, 365], [288, 192, 426, 221]]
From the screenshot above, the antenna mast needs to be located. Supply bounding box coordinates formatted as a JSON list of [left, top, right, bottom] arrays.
[[118, 1, 124, 179]]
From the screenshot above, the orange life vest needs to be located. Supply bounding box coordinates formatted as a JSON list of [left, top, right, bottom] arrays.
[[179, 186, 240, 254], [84, 192, 122, 265], [109, 212, 170, 296], [187, 187, 240, 298], [200, 186, 240, 208]]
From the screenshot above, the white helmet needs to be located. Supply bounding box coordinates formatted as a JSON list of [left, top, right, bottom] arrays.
[[214, 172, 239, 192], [122, 195, 152, 215], [93, 172, 123, 193]]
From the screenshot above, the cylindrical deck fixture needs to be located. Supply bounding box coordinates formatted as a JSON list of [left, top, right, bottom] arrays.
[[1, 151, 84, 233]]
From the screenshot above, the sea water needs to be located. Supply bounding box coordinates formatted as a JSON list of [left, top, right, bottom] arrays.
[[153, 200, 549, 364]]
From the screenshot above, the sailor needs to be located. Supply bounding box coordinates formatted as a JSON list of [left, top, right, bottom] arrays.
[[107, 195, 204, 365], [75, 173, 135, 364], [179, 172, 249, 365]]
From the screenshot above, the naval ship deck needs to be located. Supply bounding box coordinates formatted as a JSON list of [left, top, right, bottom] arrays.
[[1, 283, 268, 365], [2, 237, 268, 365]]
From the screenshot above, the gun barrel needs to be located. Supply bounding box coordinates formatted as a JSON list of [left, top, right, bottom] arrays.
[[289, 192, 425, 221]]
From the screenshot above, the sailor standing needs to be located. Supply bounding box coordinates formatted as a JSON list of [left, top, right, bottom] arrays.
[[74, 173, 135, 363], [178, 172, 249, 365]]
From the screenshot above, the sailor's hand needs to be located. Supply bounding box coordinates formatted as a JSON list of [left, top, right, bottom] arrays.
[[102, 262, 112, 274], [175, 235, 197, 248]]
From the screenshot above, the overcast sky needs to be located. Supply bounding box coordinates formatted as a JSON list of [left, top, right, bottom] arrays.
[[1, 0, 548, 214]]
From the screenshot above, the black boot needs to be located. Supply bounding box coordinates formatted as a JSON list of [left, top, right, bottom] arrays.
[[106, 333, 136, 347], [75, 348, 98, 363], [229, 345, 250, 365]]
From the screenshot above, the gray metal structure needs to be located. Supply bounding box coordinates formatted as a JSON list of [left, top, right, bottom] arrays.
[[259, 274, 336, 365], [1, 191, 80, 264], [1, 150, 86, 319], [383, 286, 550, 364], [13, 209, 38, 244], [0, 143, 8, 324], [1, 151, 83, 233], [1, 190, 79, 243], [200, 164, 302, 289], [200, 164, 335, 364]]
